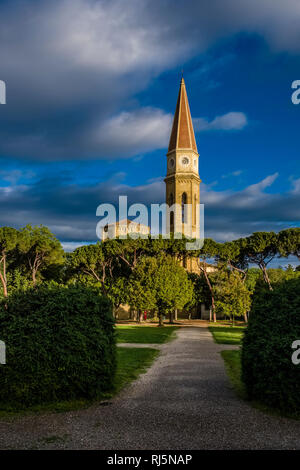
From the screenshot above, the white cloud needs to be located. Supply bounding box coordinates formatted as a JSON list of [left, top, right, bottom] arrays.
[[88, 108, 172, 158], [221, 170, 243, 179], [244, 172, 279, 195], [291, 178, 300, 194], [61, 241, 95, 252], [0, 168, 299, 244], [194, 112, 248, 132]]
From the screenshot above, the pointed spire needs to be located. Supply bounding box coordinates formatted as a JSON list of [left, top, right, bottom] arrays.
[[168, 77, 198, 153]]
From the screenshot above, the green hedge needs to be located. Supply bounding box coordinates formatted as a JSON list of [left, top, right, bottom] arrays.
[[241, 278, 300, 415], [0, 284, 116, 407]]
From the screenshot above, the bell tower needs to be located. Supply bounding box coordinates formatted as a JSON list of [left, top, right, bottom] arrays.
[[165, 77, 201, 238]]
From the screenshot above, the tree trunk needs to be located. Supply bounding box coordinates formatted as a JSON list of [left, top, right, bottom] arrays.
[[169, 311, 174, 324], [201, 263, 216, 322], [212, 296, 217, 323], [174, 309, 178, 321], [243, 312, 248, 323], [0, 253, 8, 298], [32, 269, 37, 286], [261, 263, 273, 290], [0, 271, 7, 298], [158, 313, 164, 327]]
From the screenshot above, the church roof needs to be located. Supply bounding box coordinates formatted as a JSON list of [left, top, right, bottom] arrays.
[[168, 77, 198, 153]]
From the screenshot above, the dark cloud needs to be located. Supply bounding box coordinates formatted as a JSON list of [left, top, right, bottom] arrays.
[[0, 171, 299, 245], [0, 0, 299, 161]]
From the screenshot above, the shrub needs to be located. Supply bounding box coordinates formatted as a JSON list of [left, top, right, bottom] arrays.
[[241, 278, 300, 415], [0, 284, 116, 407]]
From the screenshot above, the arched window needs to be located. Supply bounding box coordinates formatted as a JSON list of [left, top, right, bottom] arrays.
[[169, 193, 174, 226], [181, 192, 187, 223]]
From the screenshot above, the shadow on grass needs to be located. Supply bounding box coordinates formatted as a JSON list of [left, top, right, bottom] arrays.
[[221, 349, 300, 421]]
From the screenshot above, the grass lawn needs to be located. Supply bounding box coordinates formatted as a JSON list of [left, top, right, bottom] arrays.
[[221, 350, 246, 398], [209, 325, 245, 345], [116, 325, 178, 344], [221, 349, 300, 420], [0, 346, 159, 417], [114, 347, 159, 393]]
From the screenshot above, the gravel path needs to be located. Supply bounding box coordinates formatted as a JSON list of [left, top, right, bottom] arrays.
[[0, 327, 299, 450]]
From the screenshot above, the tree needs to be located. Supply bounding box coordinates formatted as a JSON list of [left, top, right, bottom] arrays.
[[216, 240, 247, 278], [196, 238, 220, 322], [239, 232, 278, 290], [128, 255, 193, 325], [213, 269, 251, 323], [278, 228, 300, 261], [245, 267, 261, 293], [153, 256, 193, 325], [18, 225, 64, 285], [70, 243, 107, 293], [110, 238, 150, 271], [0, 227, 19, 297], [185, 272, 211, 319], [127, 256, 157, 318], [105, 276, 130, 318]]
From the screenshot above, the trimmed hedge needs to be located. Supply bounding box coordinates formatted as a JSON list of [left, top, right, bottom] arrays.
[[0, 284, 116, 407], [241, 278, 300, 415]]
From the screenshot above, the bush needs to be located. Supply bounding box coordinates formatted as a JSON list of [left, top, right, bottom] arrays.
[[241, 278, 300, 415], [0, 284, 116, 407]]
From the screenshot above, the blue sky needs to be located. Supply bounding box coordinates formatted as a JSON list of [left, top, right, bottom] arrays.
[[0, 0, 299, 261]]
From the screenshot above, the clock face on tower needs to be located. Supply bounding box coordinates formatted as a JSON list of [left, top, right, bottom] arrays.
[[181, 155, 190, 167]]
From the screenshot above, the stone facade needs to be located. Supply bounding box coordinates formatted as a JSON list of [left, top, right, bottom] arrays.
[[101, 218, 150, 241], [164, 77, 201, 240]]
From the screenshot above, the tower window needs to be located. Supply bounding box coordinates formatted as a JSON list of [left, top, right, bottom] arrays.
[[181, 192, 187, 223], [169, 193, 174, 226]]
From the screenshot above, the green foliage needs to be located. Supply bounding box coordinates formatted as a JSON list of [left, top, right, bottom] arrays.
[[277, 228, 300, 260], [18, 225, 64, 284], [153, 255, 193, 319], [239, 231, 278, 289], [186, 272, 211, 309], [0, 284, 116, 407], [106, 276, 129, 310], [213, 270, 251, 320], [241, 278, 300, 415], [245, 268, 261, 292], [0, 226, 19, 297], [70, 243, 105, 284], [128, 256, 157, 312], [127, 255, 193, 323]]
